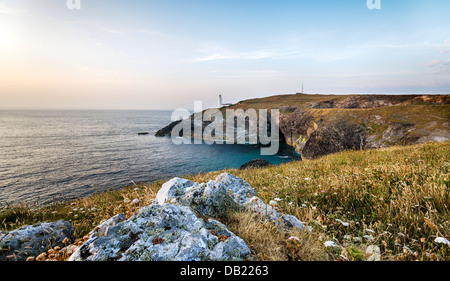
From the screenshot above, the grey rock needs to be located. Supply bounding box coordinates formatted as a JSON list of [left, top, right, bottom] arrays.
[[240, 159, 272, 170], [214, 173, 258, 206], [68, 173, 305, 261], [155, 177, 198, 205], [0, 220, 74, 261], [68, 204, 251, 261], [156, 173, 305, 230]]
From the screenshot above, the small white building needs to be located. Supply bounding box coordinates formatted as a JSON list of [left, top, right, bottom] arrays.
[[218, 95, 223, 108], [218, 95, 233, 108]]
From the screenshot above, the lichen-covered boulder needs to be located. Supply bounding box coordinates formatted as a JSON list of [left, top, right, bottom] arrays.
[[156, 173, 305, 230], [0, 220, 74, 261], [68, 204, 252, 261]]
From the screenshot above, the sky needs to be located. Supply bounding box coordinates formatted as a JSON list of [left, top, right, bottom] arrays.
[[0, 0, 449, 110]]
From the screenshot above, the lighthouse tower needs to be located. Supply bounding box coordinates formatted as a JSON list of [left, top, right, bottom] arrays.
[[218, 95, 223, 108]]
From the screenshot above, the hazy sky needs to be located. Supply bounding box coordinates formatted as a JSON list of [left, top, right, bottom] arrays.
[[0, 0, 449, 110]]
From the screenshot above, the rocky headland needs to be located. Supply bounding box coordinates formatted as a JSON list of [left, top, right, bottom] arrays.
[[156, 94, 450, 159]]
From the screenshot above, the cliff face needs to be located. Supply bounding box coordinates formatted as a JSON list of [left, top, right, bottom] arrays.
[[156, 94, 450, 159], [279, 110, 365, 159], [276, 95, 449, 158]]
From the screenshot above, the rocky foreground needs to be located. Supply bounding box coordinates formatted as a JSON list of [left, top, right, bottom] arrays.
[[0, 173, 304, 261]]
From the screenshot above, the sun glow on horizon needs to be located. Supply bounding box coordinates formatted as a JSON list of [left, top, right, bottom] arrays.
[[0, 0, 449, 110]]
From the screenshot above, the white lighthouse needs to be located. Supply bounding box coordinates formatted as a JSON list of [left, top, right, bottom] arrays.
[[218, 95, 223, 108]]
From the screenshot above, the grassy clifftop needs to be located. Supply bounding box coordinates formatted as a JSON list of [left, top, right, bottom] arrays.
[[2, 141, 449, 261], [227, 93, 450, 158]]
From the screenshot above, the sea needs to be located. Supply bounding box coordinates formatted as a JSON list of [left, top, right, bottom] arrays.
[[0, 110, 300, 204]]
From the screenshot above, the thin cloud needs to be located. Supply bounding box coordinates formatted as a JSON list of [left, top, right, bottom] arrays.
[[427, 60, 443, 67], [0, 2, 25, 14], [427, 59, 450, 67], [63, 19, 126, 36], [439, 38, 450, 53], [194, 47, 308, 62], [99, 27, 125, 36], [426, 59, 450, 75]]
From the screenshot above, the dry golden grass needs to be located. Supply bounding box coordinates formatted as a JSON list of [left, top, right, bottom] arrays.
[[223, 211, 330, 261]]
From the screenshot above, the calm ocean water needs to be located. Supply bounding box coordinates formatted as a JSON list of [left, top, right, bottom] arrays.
[[0, 110, 300, 204]]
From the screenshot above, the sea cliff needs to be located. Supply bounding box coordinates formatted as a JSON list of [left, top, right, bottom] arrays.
[[156, 93, 450, 158]]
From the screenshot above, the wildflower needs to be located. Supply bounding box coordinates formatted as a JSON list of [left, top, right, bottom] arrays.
[[269, 200, 277, 207], [403, 246, 413, 254], [363, 235, 373, 241], [324, 241, 339, 248], [305, 178, 311, 181], [288, 236, 301, 242], [336, 219, 349, 227], [434, 237, 450, 246]]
